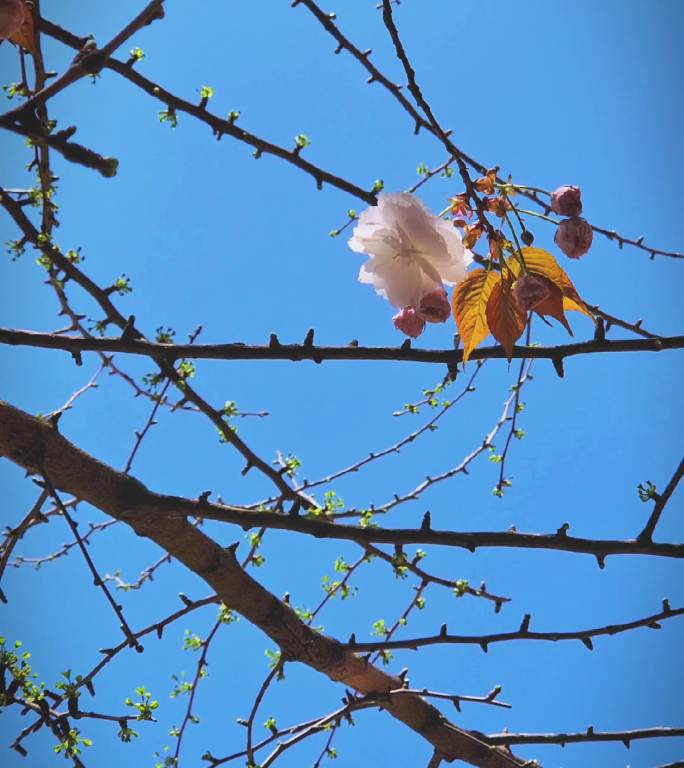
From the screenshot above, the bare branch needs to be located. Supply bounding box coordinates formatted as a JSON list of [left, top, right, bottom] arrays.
[[1, 1, 164, 120], [35, 16, 377, 201], [366, 544, 509, 609], [1, 325, 681, 367], [638, 456, 684, 542], [296, 0, 683, 261], [35, 465, 143, 652], [345, 602, 684, 652], [3, 400, 681, 561], [0, 489, 49, 602], [0, 398, 534, 767], [483, 726, 684, 747], [0, 187, 316, 508], [173, 618, 223, 765]]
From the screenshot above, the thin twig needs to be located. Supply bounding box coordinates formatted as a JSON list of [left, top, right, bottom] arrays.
[[366, 543, 509, 609], [0, 489, 49, 601], [346, 602, 684, 652], [172, 618, 223, 765], [638, 456, 684, 542], [36, 464, 143, 652], [297, 0, 683, 261]]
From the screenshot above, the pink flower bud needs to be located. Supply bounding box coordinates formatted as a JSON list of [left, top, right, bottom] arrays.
[[551, 185, 583, 217], [418, 288, 451, 323], [513, 275, 550, 313], [555, 216, 593, 259], [393, 307, 425, 338], [0, 0, 23, 39]]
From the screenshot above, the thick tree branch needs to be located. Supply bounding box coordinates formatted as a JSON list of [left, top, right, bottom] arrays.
[[0, 399, 531, 768]]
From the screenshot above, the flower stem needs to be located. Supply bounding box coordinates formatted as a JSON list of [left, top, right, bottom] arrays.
[[516, 208, 558, 225]]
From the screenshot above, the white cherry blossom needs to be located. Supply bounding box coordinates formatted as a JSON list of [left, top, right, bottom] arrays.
[[348, 192, 473, 310]]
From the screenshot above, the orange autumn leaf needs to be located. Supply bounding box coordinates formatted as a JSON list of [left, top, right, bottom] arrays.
[[9, 1, 37, 56], [533, 277, 573, 335], [486, 279, 527, 361], [474, 168, 497, 195], [452, 268, 500, 363], [562, 295, 593, 317], [512, 247, 594, 320]]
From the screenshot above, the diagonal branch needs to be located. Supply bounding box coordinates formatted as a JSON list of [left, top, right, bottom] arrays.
[[295, 0, 682, 261], [0, 2, 166, 176], [0, 399, 531, 768], [0, 186, 314, 508], [35, 465, 143, 652], [1, 1, 164, 122], [0, 489, 49, 603], [36, 16, 377, 203], [638, 456, 684, 543]]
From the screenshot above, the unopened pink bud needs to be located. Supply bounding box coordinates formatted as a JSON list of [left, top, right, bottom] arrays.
[[0, 0, 23, 39], [555, 216, 593, 259], [393, 306, 425, 338], [513, 275, 550, 313], [418, 288, 451, 323], [551, 185, 583, 217]]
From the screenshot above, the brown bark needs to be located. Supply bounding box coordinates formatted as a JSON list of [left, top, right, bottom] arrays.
[[0, 399, 532, 767]]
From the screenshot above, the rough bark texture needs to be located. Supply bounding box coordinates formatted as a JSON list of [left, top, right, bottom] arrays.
[[0, 400, 533, 767]]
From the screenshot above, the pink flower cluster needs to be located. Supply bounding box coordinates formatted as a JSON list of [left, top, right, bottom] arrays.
[[392, 288, 451, 338], [551, 185, 592, 259], [513, 275, 550, 313], [348, 193, 473, 339]]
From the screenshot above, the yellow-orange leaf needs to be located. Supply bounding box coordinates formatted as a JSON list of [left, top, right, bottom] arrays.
[[512, 247, 594, 320], [486, 280, 526, 362], [452, 269, 500, 363], [562, 295, 594, 319], [534, 278, 572, 335]]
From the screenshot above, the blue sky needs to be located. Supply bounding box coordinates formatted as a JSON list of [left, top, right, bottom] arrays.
[[1, 1, 682, 767]]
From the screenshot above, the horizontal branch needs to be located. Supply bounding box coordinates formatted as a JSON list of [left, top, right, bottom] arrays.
[[1, 327, 682, 369], [483, 726, 684, 747], [345, 603, 684, 652], [1, 400, 681, 565], [196, 512, 684, 560], [0, 187, 316, 508]]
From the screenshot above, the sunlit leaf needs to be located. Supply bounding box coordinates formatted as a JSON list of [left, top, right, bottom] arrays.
[[486, 280, 526, 361], [562, 296, 593, 317], [533, 277, 573, 334], [512, 248, 594, 320], [452, 269, 500, 363]]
